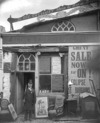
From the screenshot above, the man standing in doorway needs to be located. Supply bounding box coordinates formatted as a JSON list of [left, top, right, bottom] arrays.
[[23, 79, 36, 121]]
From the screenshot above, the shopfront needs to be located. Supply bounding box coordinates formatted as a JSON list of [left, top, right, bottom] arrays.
[[1, 0, 100, 116], [1, 31, 100, 115], [11, 47, 68, 114]]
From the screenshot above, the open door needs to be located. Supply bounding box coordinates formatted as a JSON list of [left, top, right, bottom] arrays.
[[16, 72, 35, 114], [24, 72, 35, 90]]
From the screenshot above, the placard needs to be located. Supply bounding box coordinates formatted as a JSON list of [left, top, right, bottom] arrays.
[[8, 103, 17, 120], [52, 57, 61, 74], [52, 75, 64, 92], [35, 97, 48, 118]]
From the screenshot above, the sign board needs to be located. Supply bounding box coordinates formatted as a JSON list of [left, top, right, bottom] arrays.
[[68, 46, 97, 94], [8, 103, 17, 120], [35, 97, 48, 118]]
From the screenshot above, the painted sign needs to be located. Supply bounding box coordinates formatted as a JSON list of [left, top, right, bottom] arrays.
[[68, 46, 97, 94], [35, 97, 48, 118]]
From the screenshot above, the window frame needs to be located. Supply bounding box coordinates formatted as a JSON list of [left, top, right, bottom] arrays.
[[17, 53, 35, 72], [51, 20, 75, 32], [39, 54, 64, 94]]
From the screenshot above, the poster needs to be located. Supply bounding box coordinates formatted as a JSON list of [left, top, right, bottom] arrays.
[[35, 97, 48, 118], [52, 57, 61, 74], [68, 46, 97, 94]]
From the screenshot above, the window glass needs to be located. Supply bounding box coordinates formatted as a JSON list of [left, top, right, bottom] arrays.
[[52, 75, 64, 92], [17, 54, 35, 71], [39, 75, 51, 92], [19, 54, 24, 62], [51, 21, 75, 32], [39, 55, 64, 93], [39, 56, 51, 73]]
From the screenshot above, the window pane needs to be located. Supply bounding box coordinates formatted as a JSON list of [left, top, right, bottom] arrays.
[[39, 56, 51, 73], [30, 55, 35, 62], [70, 27, 74, 31], [39, 75, 51, 92], [31, 63, 35, 70], [19, 55, 24, 62], [18, 63, 23, 70], [25, 63, 30, 70], [52, 75, 64, 92]]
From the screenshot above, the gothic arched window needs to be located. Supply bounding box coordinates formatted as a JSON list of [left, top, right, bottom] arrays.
[[17, 54, 35, 71], [51, 21, 75, 32]]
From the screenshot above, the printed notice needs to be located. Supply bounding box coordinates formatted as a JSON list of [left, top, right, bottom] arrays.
[[52, 57, 61, 74]]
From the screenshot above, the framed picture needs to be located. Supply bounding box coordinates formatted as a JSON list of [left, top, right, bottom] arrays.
[[8, 103, 17, 120], [35, 97, 48, 118]]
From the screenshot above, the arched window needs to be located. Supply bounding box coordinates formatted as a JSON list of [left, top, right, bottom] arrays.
[[17, 54, 35, 71], [51, 21, 75, 32]]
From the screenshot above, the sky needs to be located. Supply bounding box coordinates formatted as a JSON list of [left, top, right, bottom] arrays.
[[0, 0, 80, 31]]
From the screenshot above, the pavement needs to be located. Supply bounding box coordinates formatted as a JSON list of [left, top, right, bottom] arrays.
[[1, 114, 100, 123]]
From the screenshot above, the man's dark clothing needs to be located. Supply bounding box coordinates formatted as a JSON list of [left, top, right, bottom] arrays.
[[24, 88, 36, 120]]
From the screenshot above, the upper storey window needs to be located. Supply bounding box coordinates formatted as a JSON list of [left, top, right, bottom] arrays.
[[51, 21, 75, 32]]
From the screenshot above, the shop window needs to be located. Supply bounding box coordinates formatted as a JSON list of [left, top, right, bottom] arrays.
[[39, 75, 51, 91], [51, 21, 75, 32], [39, 55, 64, 93], [17, 54, 35, 71]]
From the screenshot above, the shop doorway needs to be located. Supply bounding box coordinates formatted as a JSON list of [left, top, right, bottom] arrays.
[[16, 72, 35, 114], [24, 72, 35, 91]]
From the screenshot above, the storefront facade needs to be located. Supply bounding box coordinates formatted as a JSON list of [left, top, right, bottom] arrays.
[[1, 0, 100, 115], [1, 32, 100, 114]]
